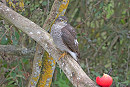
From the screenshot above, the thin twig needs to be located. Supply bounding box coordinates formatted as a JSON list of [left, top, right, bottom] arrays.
[[0, 65, 19, 86], [0, 26, 8, 41]]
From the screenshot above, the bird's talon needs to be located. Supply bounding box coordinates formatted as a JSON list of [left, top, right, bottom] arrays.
[[58, 52, 66, 60]]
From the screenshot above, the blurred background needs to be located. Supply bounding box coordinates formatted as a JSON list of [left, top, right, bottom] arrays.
[[0, 0, 129, 87]]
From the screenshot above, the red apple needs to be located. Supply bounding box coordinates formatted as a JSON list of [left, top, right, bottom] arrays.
[[96, 74, 113, 87]]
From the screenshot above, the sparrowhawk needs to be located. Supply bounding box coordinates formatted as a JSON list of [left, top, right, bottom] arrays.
[[51, 16, 80, 61]]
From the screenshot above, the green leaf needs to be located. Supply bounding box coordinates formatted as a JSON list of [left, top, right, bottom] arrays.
[[22, 58, 28, 64], [10, 72, 16, 78], [102, 46, 106, 50], [91, 71, 101, 77], [16, 75, 25, 79], [8, 80, 15, 85], [15, 30, 19, 40], [25, 1, 30, 4], [3, 63, 7, 68], [19, 63, 23, 70], [0, 36, 9, 45], [100, 2, 104, 8], [35, 4, 39, 8], [105, 63, 111, 68], [42, 1, 47, 6], [12, 35, 18, 45], [6, 84, 15, 87], [121, 80, 129, 85], [39, 1, 43, 4], [54, 79, 70, 87], [6, 77, 13, 81]]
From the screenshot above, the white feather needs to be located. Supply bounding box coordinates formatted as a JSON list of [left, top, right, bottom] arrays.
[[74, 39, 78, 46], [68, 50, 77, 61]]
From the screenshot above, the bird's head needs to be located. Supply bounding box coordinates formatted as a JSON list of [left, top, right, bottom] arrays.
[[55, 16, 68, 25]]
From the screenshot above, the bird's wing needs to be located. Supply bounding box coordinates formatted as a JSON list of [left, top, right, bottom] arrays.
[[61, 25, 80, 58], [64, 24, 77, 38]]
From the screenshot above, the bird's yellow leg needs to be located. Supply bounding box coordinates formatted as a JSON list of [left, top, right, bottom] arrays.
[[58, 52, 67, 60]]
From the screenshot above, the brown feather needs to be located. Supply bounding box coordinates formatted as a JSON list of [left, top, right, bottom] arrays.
[[61, 25, 80, 59]]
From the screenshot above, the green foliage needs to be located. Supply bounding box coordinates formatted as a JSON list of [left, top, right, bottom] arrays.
[[0, 36, 10, 45], [52, 67, 72, 87], [0, 53, 30, 86]]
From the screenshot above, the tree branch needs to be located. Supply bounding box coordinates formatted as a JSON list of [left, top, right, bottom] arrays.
[[28, 44, 44, 87], [0, 3, 98, 87], [0, 45, 35, 56]]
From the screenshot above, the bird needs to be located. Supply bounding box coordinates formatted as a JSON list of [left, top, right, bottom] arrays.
[[50, 16, 80, 62]]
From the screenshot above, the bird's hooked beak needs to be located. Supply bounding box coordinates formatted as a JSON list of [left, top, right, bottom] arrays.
[[64, 20, 67, 24]]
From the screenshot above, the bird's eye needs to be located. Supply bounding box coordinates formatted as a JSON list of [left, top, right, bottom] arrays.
[[60, 19, 64, 22]]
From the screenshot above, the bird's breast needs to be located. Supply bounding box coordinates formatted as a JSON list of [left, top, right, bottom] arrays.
[[51, 25, 69, 52]]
